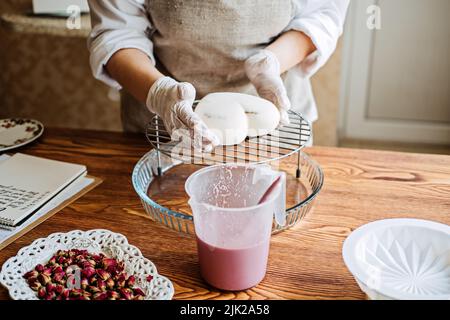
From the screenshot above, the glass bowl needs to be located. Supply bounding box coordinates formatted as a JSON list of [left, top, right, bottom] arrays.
[[132, 149, 323, 235]]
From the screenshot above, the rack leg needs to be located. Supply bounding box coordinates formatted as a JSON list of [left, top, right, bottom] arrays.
[[296, 115, 302, 179], [155, 116, 162, 177]]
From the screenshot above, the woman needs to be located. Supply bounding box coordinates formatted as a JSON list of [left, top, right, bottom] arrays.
[[88, 0, 349, 150]]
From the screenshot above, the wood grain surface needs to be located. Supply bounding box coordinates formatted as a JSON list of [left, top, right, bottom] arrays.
[[0, 128, 449, 300]]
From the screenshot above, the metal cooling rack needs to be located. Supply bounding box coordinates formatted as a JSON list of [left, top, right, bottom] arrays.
[[146, 106, 312, 177]]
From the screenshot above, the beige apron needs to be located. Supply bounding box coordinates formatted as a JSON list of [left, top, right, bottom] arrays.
[[122, 0, 317, 133]]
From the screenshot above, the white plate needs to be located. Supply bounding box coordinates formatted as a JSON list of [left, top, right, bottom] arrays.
[[0, 119, 44, 152], [0, 229, 174, 300], [343, 218, 450, 300]]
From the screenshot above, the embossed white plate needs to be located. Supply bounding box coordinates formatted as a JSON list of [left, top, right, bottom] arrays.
[[0, 229, 174, 300], [343, 219, 450, 300]]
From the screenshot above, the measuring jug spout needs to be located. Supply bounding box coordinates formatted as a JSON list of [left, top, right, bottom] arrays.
[[273, 172, 287, 227], [253, 165, 287, 227]]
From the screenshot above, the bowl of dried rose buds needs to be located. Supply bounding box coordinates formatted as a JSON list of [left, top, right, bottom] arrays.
[[0, 229, 174, 300]]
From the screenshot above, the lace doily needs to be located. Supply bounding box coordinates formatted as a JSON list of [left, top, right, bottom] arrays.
[[0, 229, 174, 300]]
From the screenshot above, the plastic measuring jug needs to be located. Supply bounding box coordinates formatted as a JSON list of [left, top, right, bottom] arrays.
[[185, 164, 286, 291]]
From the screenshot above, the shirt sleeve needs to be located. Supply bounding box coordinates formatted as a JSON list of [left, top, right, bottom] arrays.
[[285, 0, 350, 78], [87, 0, 155, 89]]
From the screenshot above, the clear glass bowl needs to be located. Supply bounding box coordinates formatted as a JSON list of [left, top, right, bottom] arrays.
[[132, 149, 323, 235]]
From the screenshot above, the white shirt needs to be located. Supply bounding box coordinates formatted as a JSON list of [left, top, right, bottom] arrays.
[[87, 0, 349, 124]]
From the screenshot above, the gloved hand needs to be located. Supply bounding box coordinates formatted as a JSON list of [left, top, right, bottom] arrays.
[[146, 76, 219, 152], [245, 50, 291, 125]]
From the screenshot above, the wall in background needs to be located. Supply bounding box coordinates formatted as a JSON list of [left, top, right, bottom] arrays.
[[312, 41, 342, 147], [0, 0, 121, 132], [0, 29, 122, 131], [339, 0, 450, 146], [0, 0, 342, 146]]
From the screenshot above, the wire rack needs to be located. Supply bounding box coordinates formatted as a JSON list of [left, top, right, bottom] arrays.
[[146, 106, 312, 177]]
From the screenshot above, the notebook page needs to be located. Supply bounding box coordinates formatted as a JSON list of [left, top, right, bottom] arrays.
[[0, 153, 86, 225]]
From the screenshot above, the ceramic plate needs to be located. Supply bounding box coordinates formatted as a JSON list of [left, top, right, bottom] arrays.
[[0, 229, 174, 300], [0, 118, 44, 152], [343, 218, 450, 300]]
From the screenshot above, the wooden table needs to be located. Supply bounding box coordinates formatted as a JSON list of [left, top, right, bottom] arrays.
[[1, 128, 449, 300]]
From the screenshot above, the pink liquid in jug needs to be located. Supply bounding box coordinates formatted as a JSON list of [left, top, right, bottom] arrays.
[[196, 236, 270, 291]]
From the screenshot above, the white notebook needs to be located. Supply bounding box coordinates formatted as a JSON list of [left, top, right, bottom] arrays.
[[0, 153, 86, 227]]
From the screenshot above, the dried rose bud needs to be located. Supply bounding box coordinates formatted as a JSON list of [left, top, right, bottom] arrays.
[[82, 291, 92, 299], [42, 268, 53, 277], [119, 288, 134, 300], [48, 256, 57, 265], [54, 285, 64, 295], [68, 250, 77, 258], [81, 278, 89, 290], [88, 285, 101, 294], [96, 269, 110, 281], [97, 279, 107, 291], [37, 287, 47, 299], [60, 289, 70, 300], [35, 264, 45, 273], [107, 291, 120, 300], [52, 272, 65, 283], [46, 283, 56, 293], [52, 266, 63, 274], [93, 292, 108, 300], [134, 295, 145, 301], [133, 288, 145, 297], [125, 275, 135, 287], [116, 261, 125, 273], [102, 258, 117, 271], [23, 270, 39, 279], [70, 289, 83, 298], [28, 278, 42, 291], [146, 275, 154, 282], [45, 292, 56, 300], [116, 274, 126, 287], [38, 274, 51, 286], [87, 259, 96, 267], [89, 276, 97, 285], [81, 266, 96, 279], [106, 278, 115, 290]]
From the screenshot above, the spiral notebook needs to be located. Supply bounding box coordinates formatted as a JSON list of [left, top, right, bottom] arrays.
[[0, 153, 87, 227]]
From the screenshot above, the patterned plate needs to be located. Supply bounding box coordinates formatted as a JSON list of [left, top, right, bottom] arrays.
[[0, 229, 174, 300], [0, 118, 44, 152]]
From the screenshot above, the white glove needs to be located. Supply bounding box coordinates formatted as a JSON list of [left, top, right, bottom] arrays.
[[245, 50, 291, 125], [146, 76, 219, 152]]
